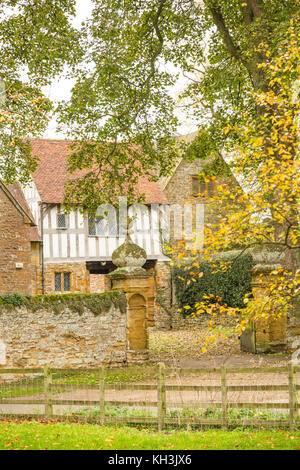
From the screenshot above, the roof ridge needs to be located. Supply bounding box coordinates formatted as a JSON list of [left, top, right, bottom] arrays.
[[31, 138, 74, 143], [30, 139, 167, 204]]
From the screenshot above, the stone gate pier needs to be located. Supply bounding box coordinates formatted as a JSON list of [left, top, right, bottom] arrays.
[[241, 247, 287, 353], [108, 237, 151, 363]]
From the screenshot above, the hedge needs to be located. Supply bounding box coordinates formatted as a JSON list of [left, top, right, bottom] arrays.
[[172, 253, 254, 314], [0, 291, 127, 316]]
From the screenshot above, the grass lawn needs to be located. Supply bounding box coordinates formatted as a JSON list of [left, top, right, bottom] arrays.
[[0, 421, 299, 450]]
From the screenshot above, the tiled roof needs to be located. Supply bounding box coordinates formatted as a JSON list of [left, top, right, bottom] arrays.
[[30, 139, 167, 204], [8, 182, 34, 218], [7, 182, 41, 242], [29, 226, 41, 242]]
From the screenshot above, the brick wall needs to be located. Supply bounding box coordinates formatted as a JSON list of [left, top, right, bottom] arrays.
[[0, 186, 33, 294], [90, 273, 111, 293]]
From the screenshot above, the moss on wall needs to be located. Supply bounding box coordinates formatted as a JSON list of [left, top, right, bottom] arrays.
[[0, 291, 127, 316]]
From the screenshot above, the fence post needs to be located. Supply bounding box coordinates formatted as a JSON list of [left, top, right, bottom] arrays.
[[288, 362, 297, 431], [99, 366, 105, 426], [221, 365, 228, 429], [44, 364, 53, 417], [157, 362, 166, 431]]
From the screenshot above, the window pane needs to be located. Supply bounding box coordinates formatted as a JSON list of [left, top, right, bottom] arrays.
[[108, 212, 118, 236], [57, 213, 66, 228], [207, 180, 215, 197], [96, 217, 106, 236], [200, 182, 206, 195], [88, 216, 107, 235], [64, 273, 70, 292], [192, 177, 200, 196], [55, 273, 61, 292], [88, 217, 96, 235]]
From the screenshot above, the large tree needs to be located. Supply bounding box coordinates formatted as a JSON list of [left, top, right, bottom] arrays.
[[0, 0, 78, 184], [58, 0, 299, 208], [58, 1, 299, 333]]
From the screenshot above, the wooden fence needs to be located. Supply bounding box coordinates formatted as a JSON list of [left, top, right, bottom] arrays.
[[0, 363, 299, 430]]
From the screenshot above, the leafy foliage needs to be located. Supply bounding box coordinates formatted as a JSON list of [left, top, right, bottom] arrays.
[[56, 1, 300, 211], [0, 0, 79, 183], [173, 254, 254, 312]]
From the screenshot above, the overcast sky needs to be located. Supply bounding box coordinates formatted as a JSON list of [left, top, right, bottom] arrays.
[[42, 0, 93, 138], [42, 0, 197, 139]]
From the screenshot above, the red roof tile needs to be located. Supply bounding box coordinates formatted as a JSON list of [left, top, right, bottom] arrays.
[[7, 183, 41, 241], [30, 139, 167, 204], [8, 183, 34, 217], [29, 226, 41, 242]]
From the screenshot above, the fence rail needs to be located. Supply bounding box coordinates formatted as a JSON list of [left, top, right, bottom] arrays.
[[0, 363, 299, 430]]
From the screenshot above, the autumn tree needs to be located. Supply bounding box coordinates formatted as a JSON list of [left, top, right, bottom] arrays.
[[165, 20, 299, 336], [57, 1, 299, 334], [58, 1, 298, 207]]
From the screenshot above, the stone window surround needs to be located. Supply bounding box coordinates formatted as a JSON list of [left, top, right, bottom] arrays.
[[191, 175, 215, 199], [54, 272, 71, 292]]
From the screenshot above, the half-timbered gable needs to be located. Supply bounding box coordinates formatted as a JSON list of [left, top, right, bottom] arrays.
[[19, 139, 169, 300]]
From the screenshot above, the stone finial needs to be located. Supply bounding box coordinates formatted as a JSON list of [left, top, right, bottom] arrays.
[[112, 237, 147, 273]]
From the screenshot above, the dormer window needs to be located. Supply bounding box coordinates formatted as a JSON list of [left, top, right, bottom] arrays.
[[57, 213, 67, 229]]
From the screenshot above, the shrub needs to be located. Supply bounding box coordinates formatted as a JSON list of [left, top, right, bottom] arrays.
[[172, 253, 254, 313], [0, 291, 127, 316]]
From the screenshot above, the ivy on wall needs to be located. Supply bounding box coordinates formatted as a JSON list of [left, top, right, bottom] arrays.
[[172, 254, 254, 314], [0, 291, 127, 316]]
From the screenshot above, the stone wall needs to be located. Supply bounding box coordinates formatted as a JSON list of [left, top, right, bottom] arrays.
[[33, 264, 114, 296], [31, 242, 41, 294], [153, 260, 235, 330], [0, 185, 33, 295], [163, 158, 238, 244], [164, 159, 206, 206], [0, 292, 131, 367]]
